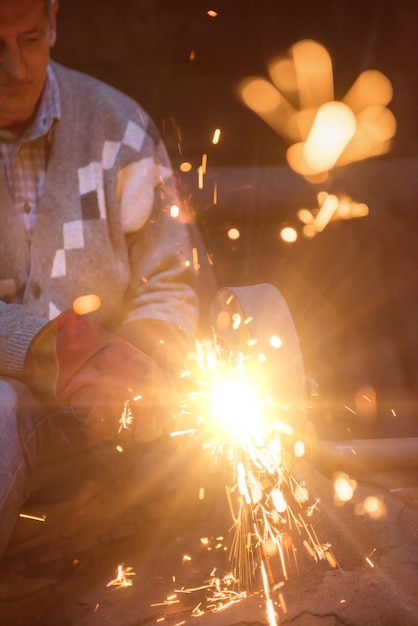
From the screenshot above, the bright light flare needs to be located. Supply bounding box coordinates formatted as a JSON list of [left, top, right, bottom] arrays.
[[209, 378, 265, 441], [174, 336, 335, 614]]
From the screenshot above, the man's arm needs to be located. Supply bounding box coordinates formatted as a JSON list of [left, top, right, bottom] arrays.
[[111, 118, 199, 368], [0, 301, 46, 379]]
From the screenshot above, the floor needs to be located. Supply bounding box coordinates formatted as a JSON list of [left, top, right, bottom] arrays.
[[1, 455, 417, 626]]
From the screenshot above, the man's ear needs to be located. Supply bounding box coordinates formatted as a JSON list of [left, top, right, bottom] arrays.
[[49, 0, 59, 47]]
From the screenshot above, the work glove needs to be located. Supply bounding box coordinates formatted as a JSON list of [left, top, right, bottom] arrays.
[[24, 310, 176, 441]]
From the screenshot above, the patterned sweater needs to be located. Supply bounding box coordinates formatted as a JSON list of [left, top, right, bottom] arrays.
[[0, 62, 198, 379]]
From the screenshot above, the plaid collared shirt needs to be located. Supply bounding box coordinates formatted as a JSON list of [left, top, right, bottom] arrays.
[[0, 65, 61, 238]]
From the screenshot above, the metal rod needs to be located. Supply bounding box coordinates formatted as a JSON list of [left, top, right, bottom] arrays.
[[317, 437, 418, 472]]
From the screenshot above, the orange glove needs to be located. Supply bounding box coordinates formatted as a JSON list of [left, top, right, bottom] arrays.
[[24, 310, 176, 441]]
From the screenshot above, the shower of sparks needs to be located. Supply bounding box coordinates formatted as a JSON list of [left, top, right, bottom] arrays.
[[201, 153, 208, 174], [118, 400, 135, 433], [19, 512, 46, 522], [106, 564, 136, 589], [171, 337, 338, 619], [167, 571, 247, 615], [198, 165, 204, 189], [192, 247, 200, 271], [212, 128, 221, 144]]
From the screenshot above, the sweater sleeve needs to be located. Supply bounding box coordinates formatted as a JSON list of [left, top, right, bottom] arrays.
[[114, 117, 199, 346], [0, 302, 47, 379]]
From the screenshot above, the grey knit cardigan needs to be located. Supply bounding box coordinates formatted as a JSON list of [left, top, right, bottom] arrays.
[[0, 62, 198, 379]]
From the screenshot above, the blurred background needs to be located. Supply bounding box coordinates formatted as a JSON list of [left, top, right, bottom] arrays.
[[52, 0, 418, 441]]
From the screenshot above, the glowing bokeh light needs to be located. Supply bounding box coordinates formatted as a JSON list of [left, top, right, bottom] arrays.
[[338, 104, 396, 166], [72, 293, 101, 315], [240, 39, 395, 181], [363, 496, 387, 519], [239, 77, 282, 114], [271, 488, 287, 513], [269, 335, 282, 349], [294, 484, 309, 503], [268, 57, 298, 95], [303, 224, 316, 239], [291, 39, 334, 109], [303, 101, 357, 172], [297, 208, 314, 224], [343, 70, 393, 113], [313, 193, 339, 232], [170, 204, 180, 218], [180, 161, 193, 172], [232, 313, 242, 329], [216, 310, 231, 331], [293, 440, 305, 458], [228, 227, 240, 240], [197, 165, 204, 189], [280, 226, 298, 243], [355, 385, 377, 420], [333, 473, 357, 503], [212, 128, 221, 144], [238, 77, 297, 141]]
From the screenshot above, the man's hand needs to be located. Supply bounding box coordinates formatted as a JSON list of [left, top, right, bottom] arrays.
[[24, 310, 176, 441]]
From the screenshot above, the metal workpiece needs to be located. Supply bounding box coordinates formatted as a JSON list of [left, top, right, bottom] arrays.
[[316, 437, 418, 492], [210, 283, 307, 419]]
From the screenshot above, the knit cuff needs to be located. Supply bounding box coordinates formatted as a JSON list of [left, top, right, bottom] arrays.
[[0, 303, 47, 379]]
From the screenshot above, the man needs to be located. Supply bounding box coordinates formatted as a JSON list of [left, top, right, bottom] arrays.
[[0, 0, 199, 566]]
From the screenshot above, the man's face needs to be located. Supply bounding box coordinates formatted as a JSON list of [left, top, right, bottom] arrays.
[[0, 0, 58, 128]]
